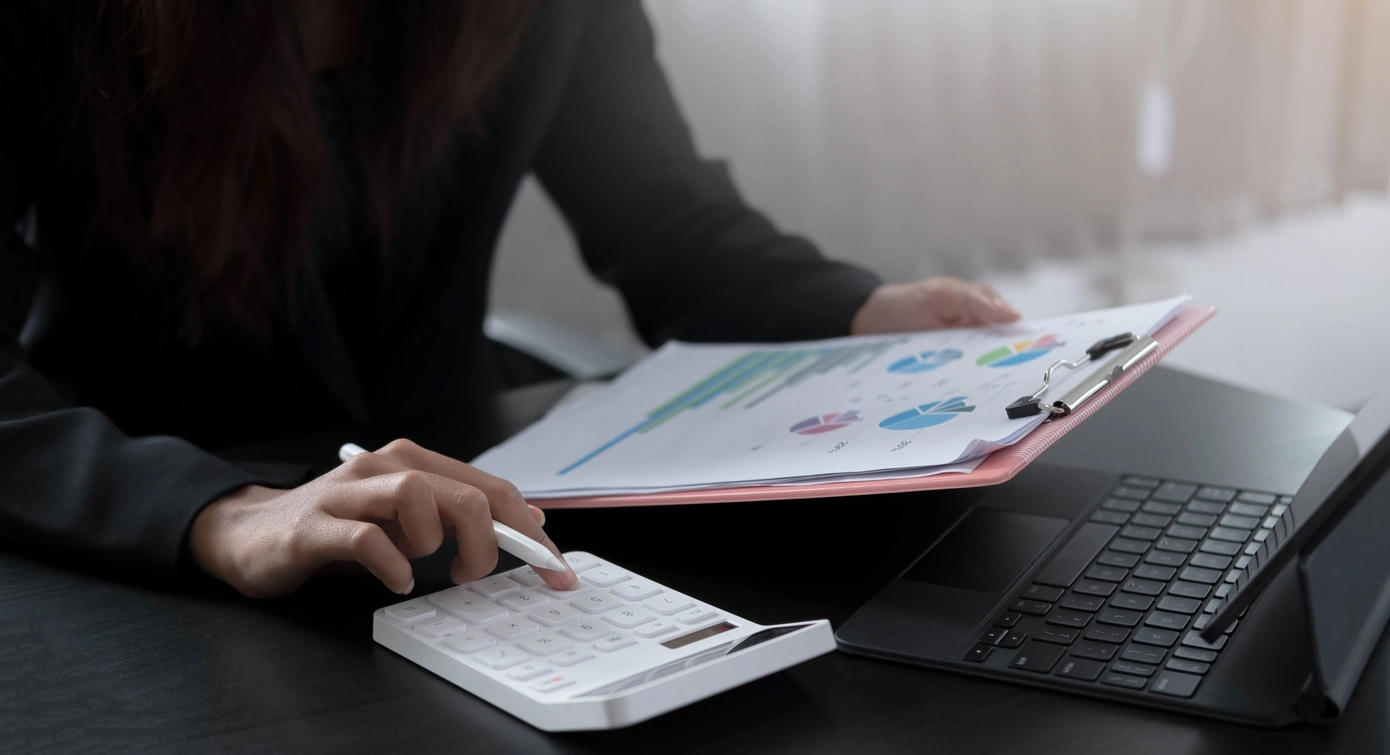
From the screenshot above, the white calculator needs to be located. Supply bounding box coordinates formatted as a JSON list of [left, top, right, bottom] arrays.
[[373, 551, 834, 731]]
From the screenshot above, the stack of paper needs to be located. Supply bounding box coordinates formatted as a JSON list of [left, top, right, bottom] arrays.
[[472, 296, 1190, 498]]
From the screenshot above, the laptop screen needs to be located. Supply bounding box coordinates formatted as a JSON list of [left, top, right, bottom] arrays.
[[1203, 383, 1390, 639]]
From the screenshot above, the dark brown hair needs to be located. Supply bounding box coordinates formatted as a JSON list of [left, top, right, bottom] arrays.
[[54, 0, 534, 331]]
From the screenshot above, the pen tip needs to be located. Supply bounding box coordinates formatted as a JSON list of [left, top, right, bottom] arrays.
[[544, 555, 568, 572]]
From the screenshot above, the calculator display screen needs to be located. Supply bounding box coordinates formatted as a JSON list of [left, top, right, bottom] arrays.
[[662, 622, 737, 649]]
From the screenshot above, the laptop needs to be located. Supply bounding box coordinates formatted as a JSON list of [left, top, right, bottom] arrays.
[[836, 380, 1390, 725]]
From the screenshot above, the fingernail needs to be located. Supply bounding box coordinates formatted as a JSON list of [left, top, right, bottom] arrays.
[[400, 578, 415, 595]]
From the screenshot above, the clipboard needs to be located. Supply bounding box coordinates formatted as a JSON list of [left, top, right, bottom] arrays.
[[532, 306, 1216, 510]]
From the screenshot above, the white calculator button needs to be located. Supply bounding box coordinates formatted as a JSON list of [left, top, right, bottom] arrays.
[[561, 620, 612, 642], [551, 649, 594, 667], [475, 647, 529, 670], [487, 617, 541, 641], [415, 614, 466, 639], [562, 553, 603, 573], [518, 633, 572, 656], [429, 588, 509, 625], [673, 606, 721, 625], [572, 593, 621, 614], [581, 567, 630, 587], [508, 567, 546, 587], [633, 619, 677, 638], [610, 581, 663, 601], [500, 590, 551, 612], [604, 607, 656, 629], [531, 604, 582, 627], [506, 662, 553, 681], [642, 593, 695, 615], [385, 599, 436, 624], [594, 633, 636, 652], [531, 674, 575, 693], [443, 632, 496, 654], [469, 576, 522, 599], [538, 584, 591, 599]]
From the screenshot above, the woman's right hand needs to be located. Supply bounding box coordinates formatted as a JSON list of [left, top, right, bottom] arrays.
[[188, 439, 579, 598]]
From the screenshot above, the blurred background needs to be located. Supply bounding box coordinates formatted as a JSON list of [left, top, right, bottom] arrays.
[[490, 0, 1390, 411]]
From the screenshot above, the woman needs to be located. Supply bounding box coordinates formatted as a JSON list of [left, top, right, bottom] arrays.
[[0, 1, 1020, 598]]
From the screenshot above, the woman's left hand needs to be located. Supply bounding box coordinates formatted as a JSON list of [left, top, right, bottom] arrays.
[[850, 277, 1022, 335]]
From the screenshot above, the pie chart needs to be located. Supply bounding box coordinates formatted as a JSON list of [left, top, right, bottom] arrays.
[[888, 349, 963, 374], [976, 335, 1064, 368], [878, 396, 975, 431], [790, 410, 863, 435]]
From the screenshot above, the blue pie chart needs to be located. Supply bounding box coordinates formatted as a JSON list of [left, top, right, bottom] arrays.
[[887, 349, 963, 374], [879, 396, 976, 431]]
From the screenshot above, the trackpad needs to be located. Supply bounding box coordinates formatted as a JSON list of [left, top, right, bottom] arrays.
[[901, 508, 1069, 594]]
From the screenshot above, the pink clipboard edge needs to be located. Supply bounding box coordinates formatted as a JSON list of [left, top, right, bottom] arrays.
[[532, 306, 1217, 510]]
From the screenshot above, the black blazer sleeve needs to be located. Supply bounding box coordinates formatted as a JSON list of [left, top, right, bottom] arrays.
[[0, 64, 268, 580], [533, 0, 882, 346]]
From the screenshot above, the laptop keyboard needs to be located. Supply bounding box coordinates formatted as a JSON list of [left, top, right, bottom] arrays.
[[965, 476, 1293, 700]]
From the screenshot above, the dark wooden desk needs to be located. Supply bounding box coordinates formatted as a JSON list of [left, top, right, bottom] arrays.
[[3, 368, 1382, 754]]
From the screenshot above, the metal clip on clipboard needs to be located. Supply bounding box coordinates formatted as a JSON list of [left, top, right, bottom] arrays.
[[1004, 332, 1160, 419]]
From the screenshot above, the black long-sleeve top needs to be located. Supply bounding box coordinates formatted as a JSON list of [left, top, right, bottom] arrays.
[[0, 1, 881, 579]]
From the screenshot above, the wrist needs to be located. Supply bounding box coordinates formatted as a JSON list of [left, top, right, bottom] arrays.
[[189, 484, 279, 584]]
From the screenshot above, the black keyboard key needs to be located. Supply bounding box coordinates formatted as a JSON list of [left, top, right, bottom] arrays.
[[964, 645, 993, 662], [1011, 640, 1068, 672], [1111, 486, 1151, 501], [1176, 511, 1218, 528], [1037, 626, 1080, 645], [1144, 550, 1187, 568], [1219, 514, 1261, 530], [1102, 673, 1148, 690], [1071, 640, 1119, 660], [1192, 614, 1211, 631], [1174, 647, 1218, 663], [1084, 625, 1130, 644], [1195, 486, 1236, 503], [1187, 500, 1226, 515], [1096, 551, 1141, 568], [1109, 594, 1154, 613], [1153, 482, 1198, 503], [1085, 565, 1128, 583], [1132, 627, 1180, 647], [1072, 579, 1117, 597], [1132, 564, 1176, 581], [1129, 512, 1172, 528], [1209, 527, 1251, 543], [1189, 553, 1232, 570], [1214, 583, 1233, 599], [1097, 609, 1143, 627], [1199, 539, 1242, 556], [1141, 501, 1183, 516], [1119, 525, 1162, 541], [1054, 657, 1106, 682], [1034, 523, 1120, 588], [980, 627, 1009, 645], [1091, 510, 1130, 525], [1181, 632, 1228, 651], [1019, 584, 1065, 602], [1156, 595, 1202, 615], [1166, 659, 1210, 675], [1102, 498, 1142, 513], [1145, 611, 1190, 631], [1168, 581, 1212, 599], [1000, 631, 1027, 649], [1166, 524, 1208, 540], [1012, 600, 1051, 616], [1237, 491, 1277, 506], [1121, 578, 1165, 596], [1121, 645, 1166, 665], [1227, 502, 1269, 518], [1109, 538, 1150, 555], [1150, 670, 1202, 698], [1179, 566, 1223, 585], [1061, 593, 1106, 613], [1155, 537, 1198, 554], [1203, 599, 1224, 615], [994, 612, 1022, 628], [1047, 609, 1092, 629], [1124, 476, 1161, 489], [1111, 661, 1156, 677]]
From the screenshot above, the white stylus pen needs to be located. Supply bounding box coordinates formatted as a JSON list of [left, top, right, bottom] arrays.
[[338, 442, 568, 573]]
